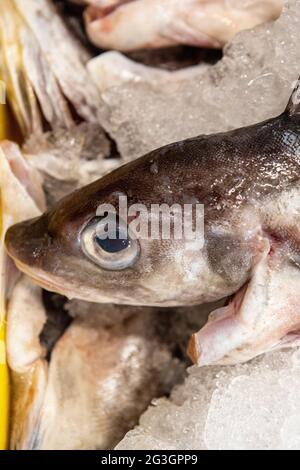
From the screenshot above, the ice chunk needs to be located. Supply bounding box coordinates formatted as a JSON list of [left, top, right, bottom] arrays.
[[24, 124, 121, 205], [95, 0, 300, 161], [88, 50, 207, 96], [117, 349, 300, 450]]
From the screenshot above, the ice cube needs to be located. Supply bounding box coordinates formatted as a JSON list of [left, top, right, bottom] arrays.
[[117, 349, 300, 450]]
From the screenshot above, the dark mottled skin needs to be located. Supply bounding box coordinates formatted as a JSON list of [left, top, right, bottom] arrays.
[[5, 110, 300, 307]]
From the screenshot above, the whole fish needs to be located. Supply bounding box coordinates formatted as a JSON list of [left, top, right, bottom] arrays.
[[83, 0, 283, 51], [0, 0, 102, 136], [6, 80, 300, 366]]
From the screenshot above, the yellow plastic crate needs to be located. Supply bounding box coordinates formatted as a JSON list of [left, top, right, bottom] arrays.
[[0, 101, 10, 451], [0, 320, 9, 451], [0, 102, 7, 140]]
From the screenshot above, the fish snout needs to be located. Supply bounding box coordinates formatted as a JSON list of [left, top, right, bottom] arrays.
[[5, 216, 51, 269]]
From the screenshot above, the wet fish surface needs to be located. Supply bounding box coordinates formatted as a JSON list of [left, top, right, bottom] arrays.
[[83, 0, 283, 51], [6, 78, 300, 366], [1, 141, 194, 450]]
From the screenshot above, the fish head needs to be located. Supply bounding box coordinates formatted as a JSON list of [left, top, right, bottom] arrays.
[[6, 146, 220, 305], [9, 108, 289, 310]]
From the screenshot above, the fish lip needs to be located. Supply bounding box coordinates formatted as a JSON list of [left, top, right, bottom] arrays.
[[9, 258, 73, 298], [8, 258, 116, 304], [10, 258, 193, 306]]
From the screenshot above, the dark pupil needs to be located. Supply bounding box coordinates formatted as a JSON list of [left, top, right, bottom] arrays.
[[95, 228, 130, 253]]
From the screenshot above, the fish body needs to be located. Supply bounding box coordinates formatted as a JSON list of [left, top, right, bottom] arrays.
[[6, 82, 300, 365], [8, 286, 185, 450], [84, 0, 283, 51], [0, 0, 102, 136]]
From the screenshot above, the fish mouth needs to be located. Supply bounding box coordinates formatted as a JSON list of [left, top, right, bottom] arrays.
[[4, 219, 66, 295], [8, 257, 124, 305], [11, 259, 75, 299], [11, 257, 193, 307]]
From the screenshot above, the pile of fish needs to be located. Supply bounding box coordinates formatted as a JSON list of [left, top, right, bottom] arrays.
[[1, 0, 300, 451]]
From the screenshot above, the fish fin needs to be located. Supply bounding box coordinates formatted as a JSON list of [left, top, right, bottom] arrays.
[[188, 247, 300, 366], [285, 77, 300, 117]]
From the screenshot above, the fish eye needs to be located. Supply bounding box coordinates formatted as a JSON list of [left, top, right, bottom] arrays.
[[80, 215, 140, 270]]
